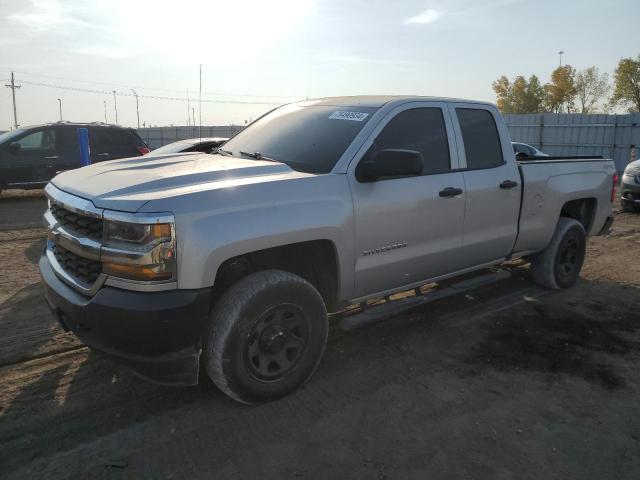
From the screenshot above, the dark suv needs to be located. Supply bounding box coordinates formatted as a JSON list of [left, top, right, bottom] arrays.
[[0, 122, 149, 191]]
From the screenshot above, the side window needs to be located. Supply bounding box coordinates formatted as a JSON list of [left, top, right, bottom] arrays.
[[17, 130, 56, 151], [89, 129, 111, 152], [456, 108, 504, 169], [57, 128, 79, 153], [109, 129, 131, 146], [370, 107, 451, 175]]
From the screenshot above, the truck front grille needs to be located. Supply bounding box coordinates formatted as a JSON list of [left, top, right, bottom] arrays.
[[52, 243, 103, 285], [50, 202, 103, 241]]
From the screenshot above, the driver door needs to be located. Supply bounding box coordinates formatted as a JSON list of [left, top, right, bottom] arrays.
[[348, 102, 467, 299], [5, 128, 58, 187]]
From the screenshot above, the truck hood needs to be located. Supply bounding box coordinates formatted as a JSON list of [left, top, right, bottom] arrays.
[[51, 153, 313, 212]]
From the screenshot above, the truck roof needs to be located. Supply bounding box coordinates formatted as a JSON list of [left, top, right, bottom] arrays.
[[15, 121, 128, 131], [296, 95, 495, 108]]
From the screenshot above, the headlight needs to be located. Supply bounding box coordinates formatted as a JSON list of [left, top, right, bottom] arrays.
[[102, 219, 176, 282]]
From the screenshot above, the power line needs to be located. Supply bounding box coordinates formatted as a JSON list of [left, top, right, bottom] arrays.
[[1, 69, 303, 99], [17, 79, 290, 105]]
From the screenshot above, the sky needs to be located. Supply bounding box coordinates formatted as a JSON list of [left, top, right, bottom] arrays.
[[0, 0, 638, 130]]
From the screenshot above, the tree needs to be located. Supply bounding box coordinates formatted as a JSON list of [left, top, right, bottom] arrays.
[[610, 55, 640, 112], [524, 75, 545, 113], [492, 75, 514, 113], [544, 65, 577, 113], [492, 74, 545, 113], [574, 67, 610, 114]]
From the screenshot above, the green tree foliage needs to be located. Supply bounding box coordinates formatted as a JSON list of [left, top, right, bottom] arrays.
[[492, 74, 545, 113], [544, 65, 577, 113], [575, 67, 610, 114], [611, 55, 640, 112]]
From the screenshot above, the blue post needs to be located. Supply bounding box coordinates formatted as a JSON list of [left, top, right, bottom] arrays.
[[77, 128, 91, 166]]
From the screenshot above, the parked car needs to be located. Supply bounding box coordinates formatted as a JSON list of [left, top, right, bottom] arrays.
[[512, 141, 549, 158], [620, 159, 640, 212], [0, 122, 150, 192], [40, 96, 616, 404], [148, 137, 228, 156]]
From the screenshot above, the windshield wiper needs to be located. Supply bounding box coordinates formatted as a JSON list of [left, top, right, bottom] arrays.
[[214, 148, 234, 157], [239, 151, 281, 163]]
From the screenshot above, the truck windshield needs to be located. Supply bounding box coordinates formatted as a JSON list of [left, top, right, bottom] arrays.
[[221, 104, 378, 174]]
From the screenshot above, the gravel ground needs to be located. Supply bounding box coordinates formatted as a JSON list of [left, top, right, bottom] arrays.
[[0, 201, 639, 479]]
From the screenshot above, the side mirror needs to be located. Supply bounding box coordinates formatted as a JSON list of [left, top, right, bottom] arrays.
[[9, 142, 21, 155], [357, 148, 423, 182], [515, 151, 527, 159]]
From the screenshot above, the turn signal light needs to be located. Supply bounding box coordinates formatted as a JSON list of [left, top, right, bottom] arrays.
[[103, 262, 173, 281]]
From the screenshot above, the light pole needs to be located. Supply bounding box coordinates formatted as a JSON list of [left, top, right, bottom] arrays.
[[112, 90, 118, 124], [103, 100, 108, 123], [558, 50, 564, 67], [198, 64, 202, 141], [57, 98, 62, 121], [131, 89, 140, 129]]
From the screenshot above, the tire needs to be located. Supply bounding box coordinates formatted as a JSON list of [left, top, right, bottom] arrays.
[[530, 217, 586, 290], [203, 270, 328, 404], [621, 200, 634, 213]]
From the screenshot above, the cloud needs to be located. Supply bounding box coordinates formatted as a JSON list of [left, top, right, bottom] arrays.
[[9, 0, 86, 30], [404, 9, 443, 25]]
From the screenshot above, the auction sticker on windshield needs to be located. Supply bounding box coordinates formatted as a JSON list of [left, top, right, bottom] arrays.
[[329, 111, 369, 122]]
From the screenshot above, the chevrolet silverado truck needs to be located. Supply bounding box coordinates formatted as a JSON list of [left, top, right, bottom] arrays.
[[40, 96, 616, 404]]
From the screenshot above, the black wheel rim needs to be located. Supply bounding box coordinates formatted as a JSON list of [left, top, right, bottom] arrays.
[[244, 304, 310, 381], [556, 234, 581, 280]]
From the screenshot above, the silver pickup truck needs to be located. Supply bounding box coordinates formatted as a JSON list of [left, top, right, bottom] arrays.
[[39, 96, 616, 404]]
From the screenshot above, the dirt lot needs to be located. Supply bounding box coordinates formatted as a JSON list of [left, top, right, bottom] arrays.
[[1, 196, 639, 479], [0, 189, 47, 230]]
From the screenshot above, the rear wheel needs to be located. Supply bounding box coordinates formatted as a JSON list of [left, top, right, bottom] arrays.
[[530, 217, 586, 289], [203, 270, 328, 404]]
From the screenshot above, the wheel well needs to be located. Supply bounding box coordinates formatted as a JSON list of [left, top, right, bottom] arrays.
[[212, 240, 340, 312], [560, 198, 596, 232]]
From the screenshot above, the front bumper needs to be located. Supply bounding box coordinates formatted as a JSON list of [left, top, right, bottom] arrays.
[[39, 253, 211, 386], [621, 175, 640, 205]]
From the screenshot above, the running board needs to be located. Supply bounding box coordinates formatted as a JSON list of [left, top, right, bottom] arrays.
[[338, 270, 511, 331]]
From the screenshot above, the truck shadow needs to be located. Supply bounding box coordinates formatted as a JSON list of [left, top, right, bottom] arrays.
[[463, 280, 640, 391]]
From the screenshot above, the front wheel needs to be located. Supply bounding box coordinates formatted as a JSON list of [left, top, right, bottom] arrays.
[[530, 217, 586, 289], [203, 270, 328, 404]]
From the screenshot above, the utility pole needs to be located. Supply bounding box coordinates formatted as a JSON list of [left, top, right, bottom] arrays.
[[192, 107, 196, 127], [4, 72, 21, 129], [103, 100, 108, 123], [57, 98, 62, 121], [112, 90, 118, 124], [187, 90, 190, 126], [199, 64, 202, 141], [558, 50, 564, 67], [130, 89, 140, 129]]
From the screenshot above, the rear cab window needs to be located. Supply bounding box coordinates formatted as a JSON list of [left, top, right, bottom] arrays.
[[455, 108, 504, 170]]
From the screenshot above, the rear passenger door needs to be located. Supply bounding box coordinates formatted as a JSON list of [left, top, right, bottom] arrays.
[[349, 102, 467, 298], [448, 104, 521, 266]]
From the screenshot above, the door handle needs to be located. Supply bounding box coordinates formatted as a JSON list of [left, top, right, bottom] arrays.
[[97, 153, 110, 156], [499, 180, 518, 189], [439, 187, 464, 198], [44, 155, 58, 159]]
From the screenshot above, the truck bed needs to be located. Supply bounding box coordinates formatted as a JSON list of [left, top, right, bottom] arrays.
[[513, 156, 616, 255]]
